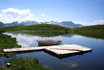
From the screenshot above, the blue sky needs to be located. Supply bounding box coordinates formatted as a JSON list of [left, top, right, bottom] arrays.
[[0, 0, 104, 25]]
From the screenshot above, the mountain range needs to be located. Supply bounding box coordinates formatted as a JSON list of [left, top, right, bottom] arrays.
[[0, 21, 82, 28]]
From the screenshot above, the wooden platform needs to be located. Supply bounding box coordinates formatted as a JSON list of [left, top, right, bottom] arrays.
[[45, 44, 92, 55], [3, 44, 92, 55]]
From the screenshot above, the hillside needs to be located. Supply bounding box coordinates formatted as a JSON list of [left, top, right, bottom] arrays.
[[72, 25, 104, 39], [0, 24, 71, 32], [0, 24, 104, 39]]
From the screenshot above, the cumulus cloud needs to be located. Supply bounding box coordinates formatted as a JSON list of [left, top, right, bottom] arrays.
[[0, 8, 42, 23], [2, 8, 31, 15], [75, 19, 104, 26]]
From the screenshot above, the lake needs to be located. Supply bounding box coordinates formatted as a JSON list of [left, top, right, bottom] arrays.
[[1, 32, 104, 70]]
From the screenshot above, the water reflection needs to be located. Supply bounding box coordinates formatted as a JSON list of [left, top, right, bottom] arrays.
[[3, 32, 75, 47], [3, 32, 92, 59], [2, 32, 104, 70], [63, 61, 79, 69], [8, 30, 70, 37], [44, 50, 91, 59]]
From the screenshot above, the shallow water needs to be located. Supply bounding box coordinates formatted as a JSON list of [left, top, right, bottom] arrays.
[[1, 32, 104, 70]]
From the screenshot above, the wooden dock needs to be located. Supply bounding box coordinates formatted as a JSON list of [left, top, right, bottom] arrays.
[[3, 44, 92, 55], [3, 47, 45, 53], [45, 44, 92, 55]]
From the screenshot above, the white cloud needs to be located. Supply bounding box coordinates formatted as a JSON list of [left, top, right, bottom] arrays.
[[40, 14, 46, 17], [93, 20, 104, 24], [75, 19, 104, 26], [0, 8, 42, 23], [3, 8, 30, 15]]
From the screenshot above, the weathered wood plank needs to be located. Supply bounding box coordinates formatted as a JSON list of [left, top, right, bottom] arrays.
[[3, 44, 92, 55], [3, 47, 45, 53]]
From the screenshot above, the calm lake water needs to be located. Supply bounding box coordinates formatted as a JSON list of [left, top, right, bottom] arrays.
[[1, 32, 104, 70]]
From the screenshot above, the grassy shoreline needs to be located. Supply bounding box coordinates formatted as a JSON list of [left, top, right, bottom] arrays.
[[0, 32, 21, 56], [72, 25, 104, 39], [0, 57, 51, 70], [0, 24, 104, 39], [9, 30, 71, 37]]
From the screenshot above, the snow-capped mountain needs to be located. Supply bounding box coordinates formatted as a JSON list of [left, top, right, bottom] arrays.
[[20, 21, 39, 25], [0, 21, 82, 28], [41, 21, 82, 28], [59, 21, 82, 28]]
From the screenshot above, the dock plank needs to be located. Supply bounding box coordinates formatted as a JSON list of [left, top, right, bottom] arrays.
[[3, 44, 92, 55], [3, 47, 45, 53]]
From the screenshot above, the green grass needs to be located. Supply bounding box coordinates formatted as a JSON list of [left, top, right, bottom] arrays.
[[0, 24, 71, 32], [0, 24, 104, 39], [72, 25, 104, 39], [0, 57, 51, 70], [0, 24, 71, 37], [0, 33, 21, 56]]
